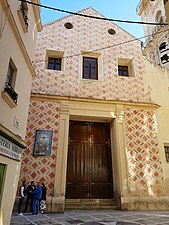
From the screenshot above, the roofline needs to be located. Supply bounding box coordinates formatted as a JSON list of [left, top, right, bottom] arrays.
[[42, 6, 141, 41]]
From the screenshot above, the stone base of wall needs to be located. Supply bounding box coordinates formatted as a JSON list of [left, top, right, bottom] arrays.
[[13, 196, 169, 212], [13, 196, 65, 213], [51, 196, 65, 212], [121, 196, 169, 210]]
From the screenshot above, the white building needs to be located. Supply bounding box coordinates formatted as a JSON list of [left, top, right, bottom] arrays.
[[0, 1, 41, 225]]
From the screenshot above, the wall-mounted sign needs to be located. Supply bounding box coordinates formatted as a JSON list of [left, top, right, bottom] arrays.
[[13, 116, 20, 129], [0, 135, 22, 161]]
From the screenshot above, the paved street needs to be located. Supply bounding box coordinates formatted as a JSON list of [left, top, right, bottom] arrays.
[[10, 210, 169, 225]]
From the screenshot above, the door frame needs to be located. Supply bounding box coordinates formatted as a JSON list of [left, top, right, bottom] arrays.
[[53, 100, 129, 209]]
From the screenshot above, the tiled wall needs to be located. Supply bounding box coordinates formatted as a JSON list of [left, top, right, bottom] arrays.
[[32, 8, 151, 103], [125, 108, 165, 196], [19, 100, 60, 196], [19, 8, 165, 199]]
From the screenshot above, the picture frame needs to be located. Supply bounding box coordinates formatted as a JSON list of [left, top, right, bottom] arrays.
[[33, 130, 53, 156]]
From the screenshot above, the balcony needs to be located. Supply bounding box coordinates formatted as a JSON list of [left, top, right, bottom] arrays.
[[2, 83, 18, 108]]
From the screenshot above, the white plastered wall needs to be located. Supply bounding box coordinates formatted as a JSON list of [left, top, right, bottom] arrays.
[[0, 155, 21, 225]]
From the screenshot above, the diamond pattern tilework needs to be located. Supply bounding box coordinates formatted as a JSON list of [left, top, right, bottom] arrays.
[[125, 108, 165, 196], [32, 8, 151, 103], [19, 100, 60, 196]]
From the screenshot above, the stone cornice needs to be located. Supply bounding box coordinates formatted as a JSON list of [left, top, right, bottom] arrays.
[[30, 93, 160, 109]]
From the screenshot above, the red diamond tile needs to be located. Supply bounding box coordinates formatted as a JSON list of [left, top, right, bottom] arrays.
[[40, 167, 46, 173], [41, 158, 47, 164], [31, 172, 37, 179], [23, 158, 29, 164], [49, 172, 55, 179], [32, 162, 38, 169]]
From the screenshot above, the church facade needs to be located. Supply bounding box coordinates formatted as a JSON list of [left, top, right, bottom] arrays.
[[19, 8, 169, 211]]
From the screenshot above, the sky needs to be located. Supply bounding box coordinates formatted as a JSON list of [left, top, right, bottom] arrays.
[[40, 0, 145, 39]]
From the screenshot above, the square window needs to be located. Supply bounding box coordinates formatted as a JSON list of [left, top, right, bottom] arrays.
[[118, 65, 129, 77], [118, 58, 135, 77], [48, 58, 62, 71], [164, 146, 169, 162], [83, 57, 98, 80], [45, 50, 64, 71]]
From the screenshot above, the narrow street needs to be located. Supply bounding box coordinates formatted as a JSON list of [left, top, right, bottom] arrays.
[[10, 210, 169, 225]]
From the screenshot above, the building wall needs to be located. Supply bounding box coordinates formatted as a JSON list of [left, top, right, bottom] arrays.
[[33, 8, 151, 103], [137, 0, 169, 69], [20, 100, 60, 196], [9, 0, 40, 60], [0, 0, 41, 139], [125, 108, 164, 197], [0, 10, 32, 138], [164, 0, 169, 23], [19, 7, 169, 211], [0, 1, 41, 224], [0, 155, 21, 225], [20, 95, 166, 210], [143, 58, 169, 194]]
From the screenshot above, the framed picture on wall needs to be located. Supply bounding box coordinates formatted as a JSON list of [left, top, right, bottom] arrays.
[[33, 130, 53, 156]]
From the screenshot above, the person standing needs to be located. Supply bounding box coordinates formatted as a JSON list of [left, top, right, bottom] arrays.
[[18, 180, 26, 215], [40, 183, 47, 213], [24, 181, 35, 212], [32, 182, 42, 215]]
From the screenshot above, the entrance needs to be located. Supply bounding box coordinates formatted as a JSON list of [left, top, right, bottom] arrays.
[[66, 121, 113, 199], [0, 163, 5, 199]]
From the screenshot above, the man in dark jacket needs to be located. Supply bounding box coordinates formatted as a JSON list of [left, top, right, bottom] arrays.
[[32, 182, 42, 215], [24, 181, 35, 212]]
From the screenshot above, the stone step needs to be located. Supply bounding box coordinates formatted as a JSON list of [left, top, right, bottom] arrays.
[[65, 199, 118, 210]]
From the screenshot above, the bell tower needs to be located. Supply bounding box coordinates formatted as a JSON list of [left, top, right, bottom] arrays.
[[137, 0, 169, 69]]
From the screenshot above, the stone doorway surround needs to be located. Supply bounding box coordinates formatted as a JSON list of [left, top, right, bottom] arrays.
[[51, 98, 129, 212], [28, 94, 169, 211]]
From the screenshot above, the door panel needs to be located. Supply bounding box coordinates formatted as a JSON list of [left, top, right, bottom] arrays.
[[69, 122, 88, 141], [66, 121, 113, 199], [66, 142, 89, 198]]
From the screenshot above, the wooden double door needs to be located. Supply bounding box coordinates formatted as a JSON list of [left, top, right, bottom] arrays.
[[66, 121, 113, 199]]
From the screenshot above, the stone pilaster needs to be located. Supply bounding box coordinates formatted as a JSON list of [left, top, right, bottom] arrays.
[[52, 105, 69, 212]]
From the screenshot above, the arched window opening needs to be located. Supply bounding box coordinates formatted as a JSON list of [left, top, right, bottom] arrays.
[[161, 54, 169, 64], [159, 42, 168, 52], [155, 10, 163, 23]]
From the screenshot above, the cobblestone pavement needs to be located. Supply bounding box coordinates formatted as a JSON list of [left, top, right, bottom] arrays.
[[10, 210, 169, 225]]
